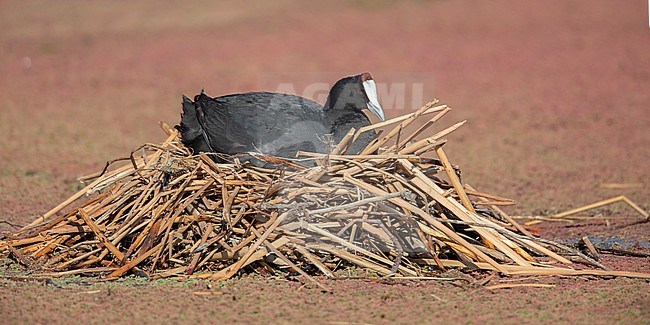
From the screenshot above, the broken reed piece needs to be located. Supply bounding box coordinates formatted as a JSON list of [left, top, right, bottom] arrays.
[[485, 283, 555, 290], [463, 188, 516, 204], [551, 195, 649, 220], [434, 147, 475, 213], [581, 236, 600, 260], [329, 127, 357, 156], [599, 183, 644, 189]]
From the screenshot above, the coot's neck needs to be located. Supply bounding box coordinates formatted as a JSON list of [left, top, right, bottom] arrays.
[[323, 107, 368, 146], [323, 90, 360, 126]]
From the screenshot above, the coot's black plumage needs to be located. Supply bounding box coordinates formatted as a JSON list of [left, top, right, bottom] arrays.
[[190, 92, 329, 157], [176, 73, 385, 165]]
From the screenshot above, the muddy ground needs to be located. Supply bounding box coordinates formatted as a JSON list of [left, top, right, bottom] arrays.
[[0, 0, 648, 323]]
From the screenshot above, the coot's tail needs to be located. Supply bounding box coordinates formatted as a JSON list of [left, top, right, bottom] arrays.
[[175, 95, 210, 153]]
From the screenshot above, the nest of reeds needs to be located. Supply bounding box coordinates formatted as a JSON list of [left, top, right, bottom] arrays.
[[1, 100, 648, 289]]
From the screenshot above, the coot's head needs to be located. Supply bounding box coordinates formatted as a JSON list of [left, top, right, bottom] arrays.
[[324, 72, 385, 121]]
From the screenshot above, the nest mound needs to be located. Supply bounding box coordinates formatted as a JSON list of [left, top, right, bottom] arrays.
[[2, 100, 647, 289]]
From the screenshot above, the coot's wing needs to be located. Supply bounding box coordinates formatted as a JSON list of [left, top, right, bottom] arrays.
[[200, 92, 329, 157]]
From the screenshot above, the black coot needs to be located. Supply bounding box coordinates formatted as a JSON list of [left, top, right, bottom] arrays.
[[176, 73, 385, 164]]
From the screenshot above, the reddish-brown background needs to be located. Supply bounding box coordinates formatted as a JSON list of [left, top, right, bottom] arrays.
[[1, 1, 648, 323]]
